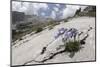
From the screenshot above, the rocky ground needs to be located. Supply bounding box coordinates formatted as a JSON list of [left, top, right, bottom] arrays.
[[12, 16, 96, 66]]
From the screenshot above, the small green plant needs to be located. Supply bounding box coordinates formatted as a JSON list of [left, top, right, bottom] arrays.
[[35, 27, 43, 33], [64, 19, 68, 22], [48, 25, 54, 30], [64, 40, 80, 52]]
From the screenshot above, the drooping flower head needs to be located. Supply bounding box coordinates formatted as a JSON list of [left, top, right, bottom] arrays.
[[58, 28, 66, 34], [62, 28, 78, 41], [69, 28, 78, 37], [54, 28, 68, 39]]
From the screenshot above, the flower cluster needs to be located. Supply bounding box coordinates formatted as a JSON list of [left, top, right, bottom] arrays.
[[54, 28, 78, 42]]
